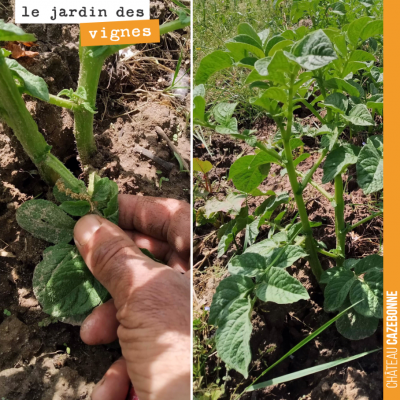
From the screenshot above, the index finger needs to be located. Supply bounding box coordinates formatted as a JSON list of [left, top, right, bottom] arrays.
[[118, 195, 190, 259]]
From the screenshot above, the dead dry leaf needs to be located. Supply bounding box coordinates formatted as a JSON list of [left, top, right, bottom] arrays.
[[5, 42, 39, 59]]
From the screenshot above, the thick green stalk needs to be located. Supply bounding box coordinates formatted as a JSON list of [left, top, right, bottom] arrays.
[[281, 75, 323, 281], [74, 18, 191, 163], [0, 54, 79, 187], [316, 73, 347, 264], [334, 176, 346, 266], [73, 46, 102, 162]]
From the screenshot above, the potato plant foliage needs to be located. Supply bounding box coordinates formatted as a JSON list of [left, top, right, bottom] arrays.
[[16, 174, 118, 322], [1, 17, 188, 323], [194, 18, 383, 377]]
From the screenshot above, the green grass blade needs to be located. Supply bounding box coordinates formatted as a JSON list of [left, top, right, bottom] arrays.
[[246, 348, 380, 391], [243, 301, 361, 391]]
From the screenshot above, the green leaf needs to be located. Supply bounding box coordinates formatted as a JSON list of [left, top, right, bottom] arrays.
[[217, 219, 237, 257], [324, 78, 360, 97], [258, 29, 270, 46], [229, 152, 276, 193], [5, 59, 49, 102], [16, 200, 76, 244], [0, 20, 37, 42], [229, 245, 306, 277], [349, 50, 376, 62], [261, 87, 287, 104], [237, 23, 262, 46], [255, 193, 289, 217], [193, 158, 213, 174], [266, 51, 293, 84], [324, 92, 348, 114], [225, 35, 265, 61], [336, 302, 379, 340], [193, 84, 205, 98], [264, 36, 286, 56], [281, 30, 296, 41], [288, 30, 337, 70], [256, 267, 309, 304], [82, 102, 97, 114], [33, 244, 75, 310], [268, 40, 293, 56], [353, 254, 383, 275], [92, 178, 112, 205], [254, 56, 272, 77], [229, 253, 267, 277], [193, 96, 206, 122], [195, 51, 233, 85], [215, 297, 253, 378], [1, 48, 11, 57], [75, 87, 88, 101], [204, 193, 246, 218], [330, 1, 346, 15], [347, 17, 371, 46], [216, 121, 238, 135], [293, 153, 310, 166], [58, 89, 73, 98], [343, 104, 374, 126], [102, 180, 119, 224], [356, 136, 383, 194], [33, 244, 108, 318], [360, 20, 383, 41], [213, 103, 238, 125], [324, 269, 356, 312], [270, 246, 308, 269], [53, 179, 87, 203], [350, 271, 383, 318], [209, 275, 255, 325], [60, 201, 91, 217], [333, 34, 347, 58], [320, 266, 342, 284], [322, 144, 359, 183]]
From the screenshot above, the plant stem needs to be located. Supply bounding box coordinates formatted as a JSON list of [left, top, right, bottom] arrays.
[[300, 148, 328, 191], [345, 211, 383, 233], [74, 45, 103, 163], [294, 98, 324, 123], [0, 53, 79, 186], [281, 74, 323, 281], [315, 71, 332, 121], [74, 18, 191, 163], [49, 95, 78, 111], [334, 175, 346, 265], [317, 248, 340, 259], [256, 141, 282, 163], [316, 73, 347, 265], [296, 171, 334, 202]]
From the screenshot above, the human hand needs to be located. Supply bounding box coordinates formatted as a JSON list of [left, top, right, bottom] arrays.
[[73, 195, 191, 400]]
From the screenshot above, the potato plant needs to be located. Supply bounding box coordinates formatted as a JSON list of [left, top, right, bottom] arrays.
[[275, 0, 382, 31], [0, 14, 189, 321], [194, 20, 383, 377]]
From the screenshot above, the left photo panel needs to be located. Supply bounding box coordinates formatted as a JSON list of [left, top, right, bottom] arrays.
[[0, 1, 191, 399]]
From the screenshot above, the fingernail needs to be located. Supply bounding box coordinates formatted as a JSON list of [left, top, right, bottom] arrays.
[[74, 214, 102, 247]]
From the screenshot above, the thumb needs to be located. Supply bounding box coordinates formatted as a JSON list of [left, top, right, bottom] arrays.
[[74, 214, 166, 308]]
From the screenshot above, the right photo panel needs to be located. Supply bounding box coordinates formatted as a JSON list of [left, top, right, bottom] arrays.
[[192, 1, 383, 399]]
